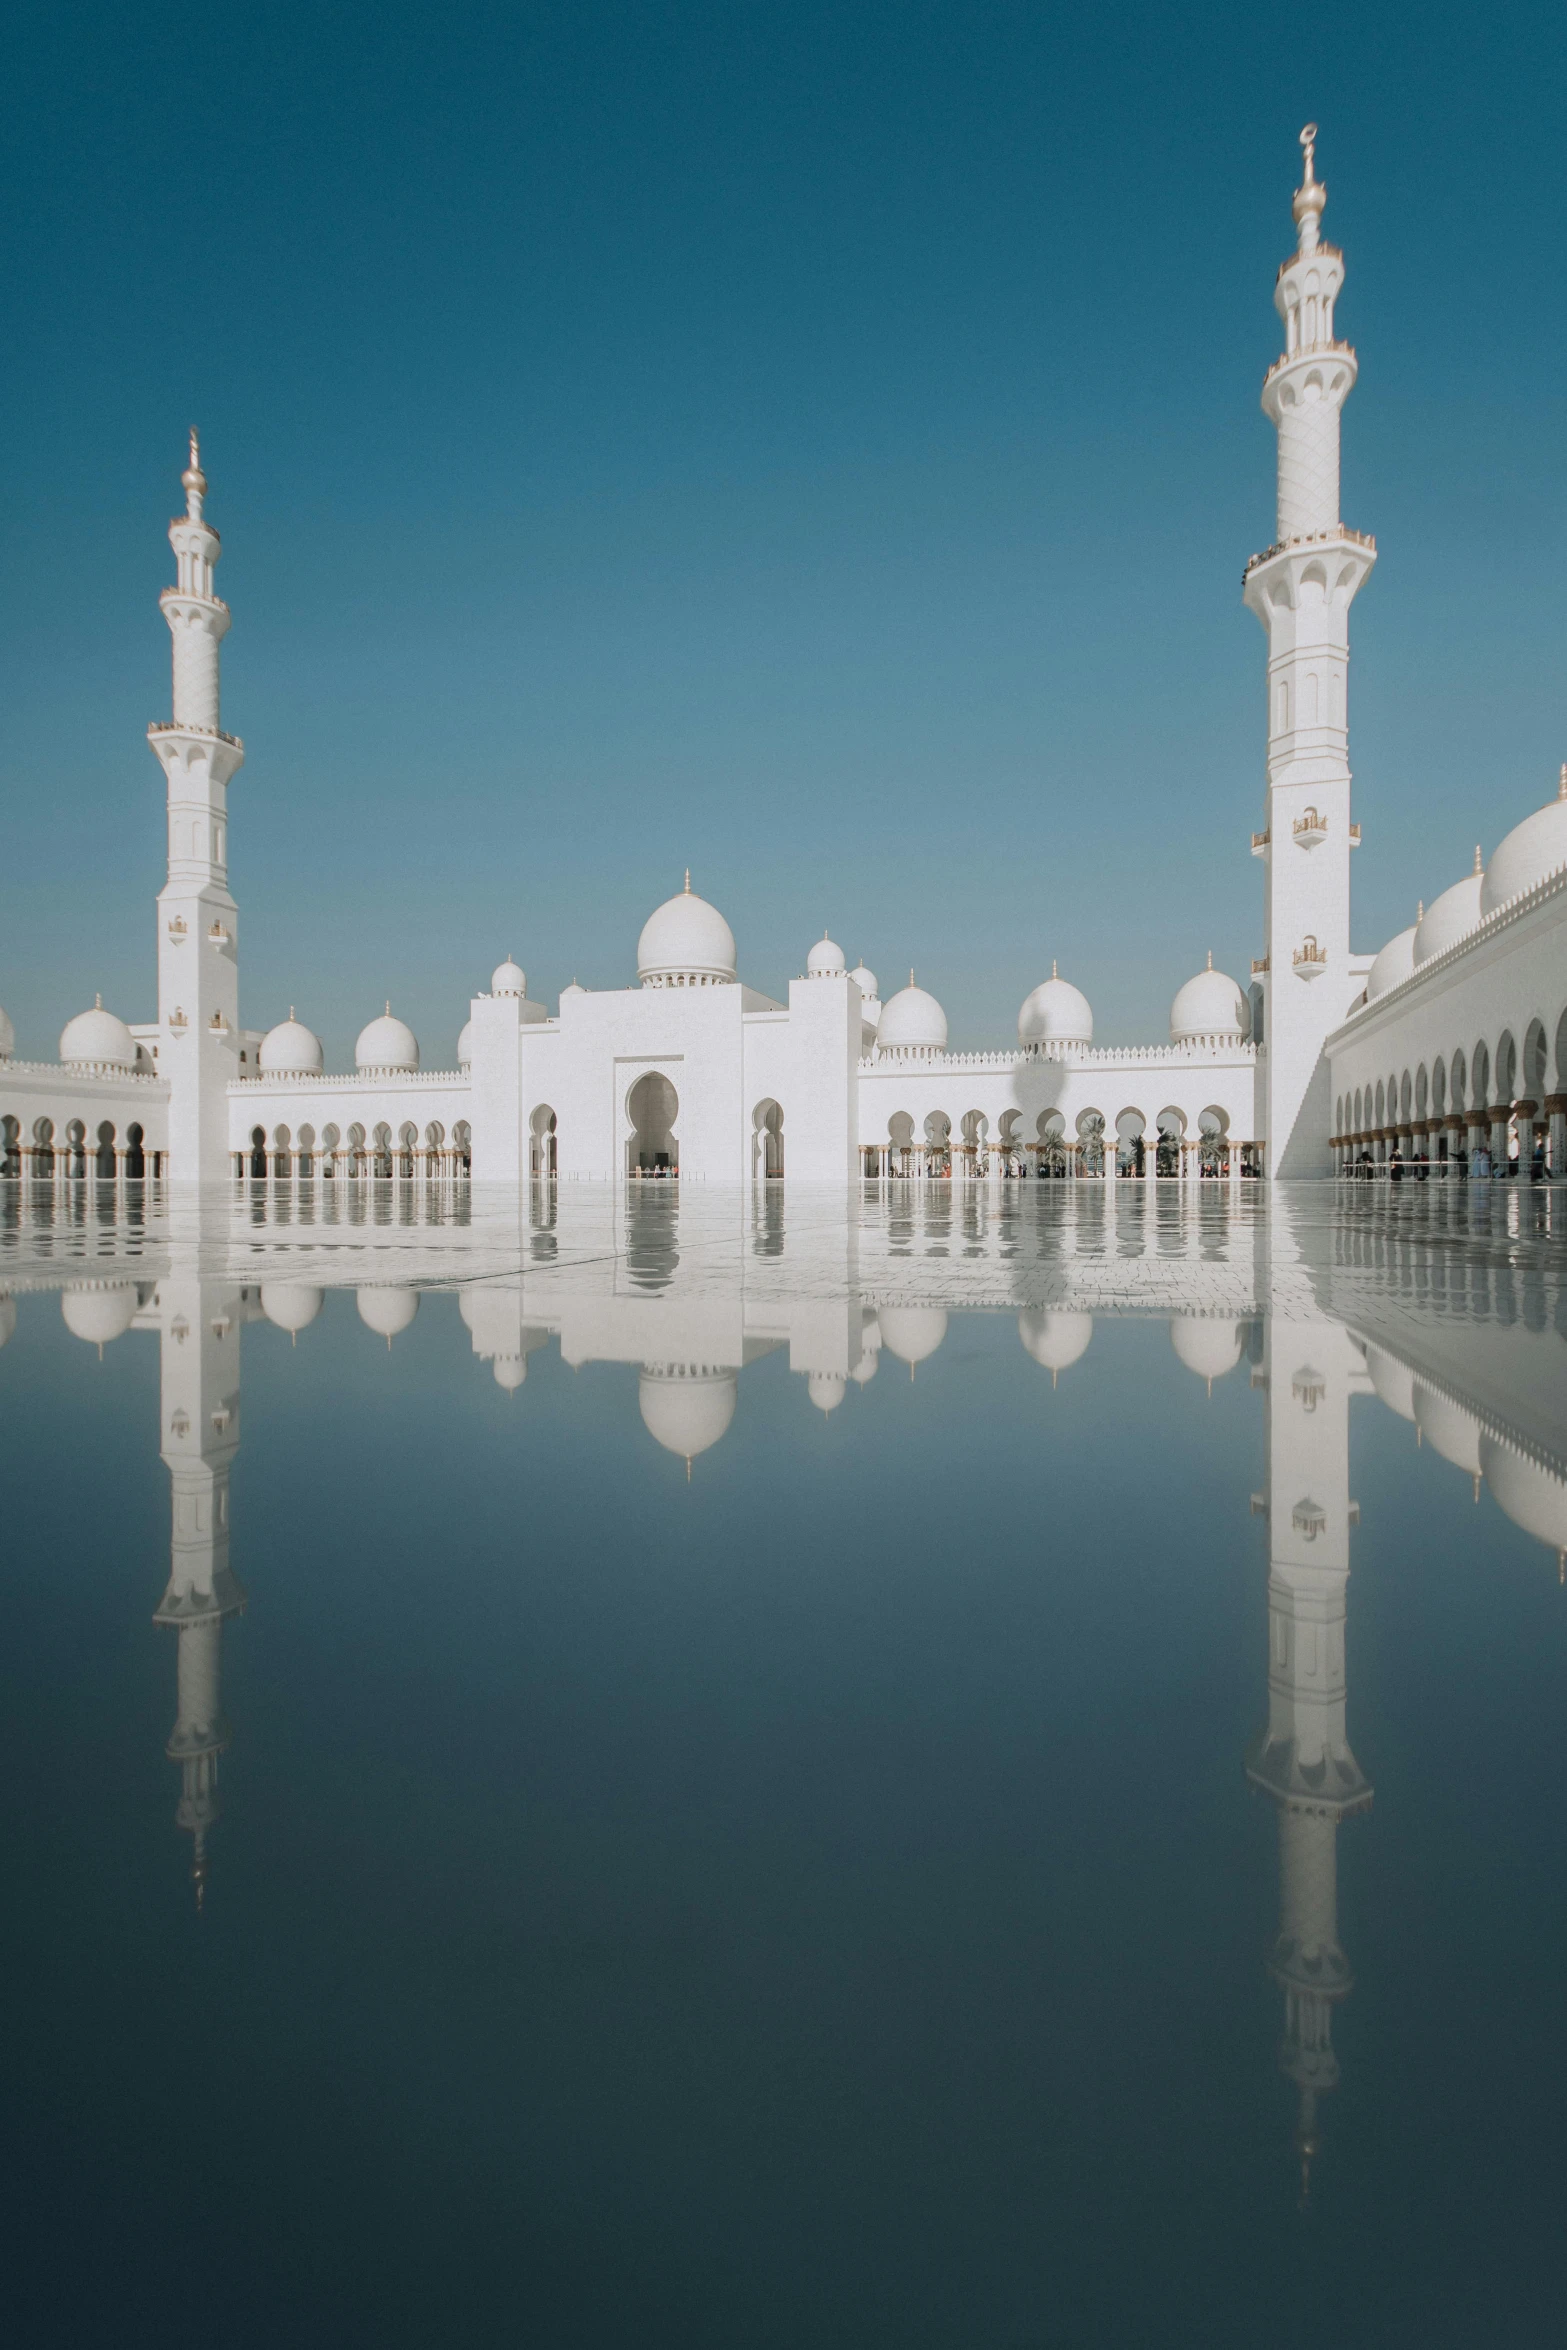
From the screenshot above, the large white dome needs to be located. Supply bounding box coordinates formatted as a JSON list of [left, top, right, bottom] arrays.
[[807, 933, 846, 977], [637, 878, 736, 986], [1170, 956, 1245, 1043], [258, 1013, 323, 1075], [60, 997, 135, 1070], [491, 957, 526, 996], [877, 978, 947, 1056], [1479, 1433, 1567, 1560], [0, 1004, 13, 1060], [1018, 966, 1092, 1048], [1364, 924, 1418, 1003], [1413, 856, 1484, 966], [357, 1286, 420, 1340], [61, 1282, 138, 1347], [638, 1366, 737, 1460], [1480, 770, 1567, 915], [1018, 1308, 1093, 1374], [355, 1007, 419, 1073]]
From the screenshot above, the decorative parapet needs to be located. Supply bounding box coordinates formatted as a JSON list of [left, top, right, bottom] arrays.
[[1328, 857, 1567, 1045], [0, 1059, 165, 1087], [147, 719, 243, 751], [230, 1068, 473, 1092], [1242, 523, 1376, 584], [858, 1041, 1256, 1075]]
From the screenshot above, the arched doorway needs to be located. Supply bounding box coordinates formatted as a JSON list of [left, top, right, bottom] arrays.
[[627, 1071, 679, 1177], [753, 1099, 783, 1179], [530, 1103, 558, 1179]]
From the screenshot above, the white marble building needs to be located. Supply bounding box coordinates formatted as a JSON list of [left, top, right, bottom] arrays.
[[2, 130, 1564, 1188]]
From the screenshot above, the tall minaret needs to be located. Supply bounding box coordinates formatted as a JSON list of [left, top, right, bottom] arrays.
[[1244, 128, 1375, 1176], [1246, 1312, 1372, 2197], [149, 435, 243, 1184], [152, 1267, 246, 1905]]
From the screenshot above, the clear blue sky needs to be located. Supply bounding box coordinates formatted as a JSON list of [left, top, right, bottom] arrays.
[[3, 0, 1565, 1062]]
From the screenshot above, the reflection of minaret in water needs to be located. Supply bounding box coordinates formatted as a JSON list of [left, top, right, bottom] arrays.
[[1245, 1319, 1372, 2199], [154, 1276, 245, 1906]]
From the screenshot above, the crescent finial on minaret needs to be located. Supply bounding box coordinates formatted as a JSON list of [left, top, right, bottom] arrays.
[[181, 428, 207, 520], [1293, 122, 1327, 252]]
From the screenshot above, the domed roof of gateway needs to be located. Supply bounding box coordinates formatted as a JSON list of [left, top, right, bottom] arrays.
[[1364, 923, 1418, 1003], [637, 875, 737, 985], [1169, 955, 1246, 1042], [1480, 767, 1567, 916], [638, 1367, 738, 1461], [876, 1306, 949, 1365], [1414, 853, 1485, 965], [876, 976, 947, 1055], [1017, 1308, 1093, 1374], [1170, 1316, 1244, 1382], [848, 962, 880, 1002], [60, 997, 136, 1069], [261, 1282, 324, 1334], [355, 1006, 420, 1072], [61, 1282, 138, 1348], [1018, 964, 1093, 1048], [0, 1003, 13, 1060], [457, 1019, 473, 1066], [258, 1012, 323, 1075], [357, 1287, 421, 1341], [491, 957, 526, 996], [807, 932, 846, 977]]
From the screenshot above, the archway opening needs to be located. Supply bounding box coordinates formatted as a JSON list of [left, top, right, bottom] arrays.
[[752, 1098, 783, 1179], [628, 1072, 679, 1177], [530, 1104, 558, 1179]]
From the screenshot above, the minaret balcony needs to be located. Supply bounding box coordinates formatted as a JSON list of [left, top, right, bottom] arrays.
[[148, 720, 243, 752], [1251, 955, 1270, 976], [1251, 829, 1271, 857], [1242, 525, 1376, 586], [1348, 823, 1361, 847], [167, 915, 188, 942], [1292, 937, 1328, 978], [167, 1007, 189, 1032], [206, 921, 232, 946], [1292, 809, 1329, 848]]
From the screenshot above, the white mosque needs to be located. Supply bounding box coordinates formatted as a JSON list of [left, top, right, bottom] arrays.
[[2, 127, 1566, 1188]]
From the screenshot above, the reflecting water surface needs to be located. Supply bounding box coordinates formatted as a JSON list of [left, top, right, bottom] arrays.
[[2, 1181, 1564, 2347]]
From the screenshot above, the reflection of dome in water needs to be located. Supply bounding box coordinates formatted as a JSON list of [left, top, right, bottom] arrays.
[[357, 1287, 420, 1340], [0, 1295, 14, 1348], [62, 1283, 138, 1347], [638, 1367, 737, 1461], [1478, 1434, 1567, 1563], [1017, 1308, 1093, 1374], [1413, 1382, 1483, 1477], [1170, 1316, 1244, 1382], [1364, 1342, 1416, 1422], [262, 1282, 323, 1334], [877, 1306, 948, 1365], [493, 1354, 527, 1391], [807, 1370, 846, 1414]]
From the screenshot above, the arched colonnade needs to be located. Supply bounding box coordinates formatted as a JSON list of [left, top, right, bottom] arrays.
[[1333, 1006, 1567, 1179]]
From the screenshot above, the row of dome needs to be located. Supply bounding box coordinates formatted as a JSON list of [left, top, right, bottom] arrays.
[[1365, 768, 1567, 1004]]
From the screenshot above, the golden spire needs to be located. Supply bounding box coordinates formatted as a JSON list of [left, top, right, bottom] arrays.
[[1474, 844, 1484, 875], [684, 868, 691, 892]]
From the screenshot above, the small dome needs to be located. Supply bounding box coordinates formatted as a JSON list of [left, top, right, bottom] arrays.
[[457, 1019, 473, 1067], [1364, 1342, 1416, 1422], [638, 1367, 737, 1460], [1017, 1308, 1093, 1374], [1018, 965, 1093, 1049], [61, 1282, 137, 1347], [355, 1006, 419, 1073], [1479, 1433, 1567, 1558], [258, 1013, 323, 1075], [1481, 769, 1567, 916], [1414, 856, 1484, 965], [1170, 956, 1245, 1043], [559, 981, 586, 1003], [357, 1286, 420, 1340], [491, 957, 526, 996], [0, 1003, 13, 1060], [848, 961, 879, 1000], [261, 1282, 324, 1334], [1170, 1316, 1244, 1382], [637, 876, 736, 986], [877, 1306, 948, 1365], [1364, 924, 1417, 1003], [1412, 1382, 1482, 1476], [807, 933, 846, 978], [60, 997, 135, 1070], [807, 1370, 846, 1414], [877, 976, 947, 1056]]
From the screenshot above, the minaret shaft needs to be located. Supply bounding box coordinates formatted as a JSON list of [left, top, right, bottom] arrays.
[[1245, 131, 1374, 1177]]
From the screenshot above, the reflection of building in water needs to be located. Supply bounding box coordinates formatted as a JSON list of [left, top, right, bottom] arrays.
[[1246, 1314, 1373, 2197]]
